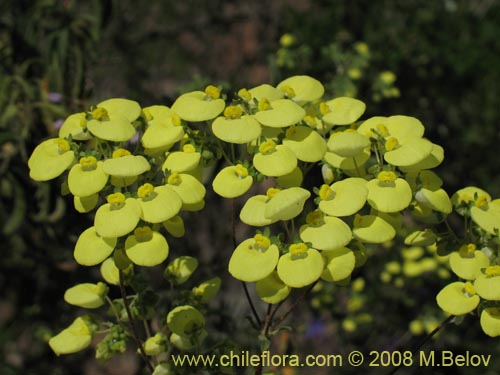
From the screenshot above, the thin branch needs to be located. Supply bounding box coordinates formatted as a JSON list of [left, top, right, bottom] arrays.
[[241, 281, 262, 327], [119, 270, 154, 373]]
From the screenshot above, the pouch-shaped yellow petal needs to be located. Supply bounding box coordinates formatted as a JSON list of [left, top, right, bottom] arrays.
[[436, 282, 480, 315], [169, 330, 208, 351], [451, 186, 491, 208], [323, 149, 371, 170], [28, 138, 75, 181], [163, 150, 201, 173], [166, 173, 206, 204], [87, 113, 136, 142], [167, 305, 205, 336], [404, 229, 436, 247], [352, 214, 396, 243], [68, 160, 108, 197], [366, 175, 412, 213], [282, 126, 327, 162], [248, 84, 284, 101], [276, 166, 303, 188], [471, 201, 500, 235], [98, 98, 141, 122], [164, 256, 198, 285], [481, 308, 500, 337], [143, 105, 172, 123], [240, 195, 277, 226], [277, 75, 324, 103], [125, 229, 169, 267], [327, 131, 370, 157], [357, 116, 389, 137], [399, 143, 444, 172], [212, 115, 262, 144], [142, 122, 184, 149], [192, 277, 221, 303], [48, 317, 93, 356], [322, 97, 366, 125], [253, 144, 297, 177], [102, 155, 151, 177], [138, 185, 182, 223], [59, 112, 92, 140], [229, 238, 279, 282], [171, 91, 225, 122], [474, 272, 500, 300], [212, 165, 253, 198], [449, 250, 489, 280], [384, 115, 425, 140], [256, 271, 291, 304], [95, 197, 141, 238], [384, 138, 433, 167], [300, 216, 352, 251], [100, 257, 121, 285], [64, 282, 107, 309], [265, 187, 310, 221], [74, 226, 116, 266], [415, 188, 452, 214], [277, 247, 324, 288], [319, 178, 368, 217], [163, 215, 185, 238], [254, 99, 305, 128], [321, 247, 356, 282], [74, 194, 98, 213]]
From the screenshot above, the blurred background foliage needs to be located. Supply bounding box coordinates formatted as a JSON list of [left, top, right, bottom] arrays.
[[1, 0, 499, 374]]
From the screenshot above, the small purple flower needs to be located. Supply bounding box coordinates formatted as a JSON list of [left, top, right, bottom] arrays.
[[52, 119, 64, 130], [48, 92, 63, 103]]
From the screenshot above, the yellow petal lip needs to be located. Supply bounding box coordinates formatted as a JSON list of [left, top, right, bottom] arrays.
[[256, 271, 291, 304], [471, 201, 500, 235], [300, 216, 352, 251], [240, 195, 277, 227], [212, 165, 253, 198], [125, 230, 169, 267], [48, 317, 92, 356], [171, 91, 225, 122], [228, 238, 279, 282], [321, 247, 356, 282], [474, 273, 500, 300], [415, 188, 452, 214], [167, 305, 205, 336], [449, 250, 490, 280], [97, 98, 141, 122], [436, 282, 480, 315], [366, 177, 412, 213], [142, 122, 184, 149], [277, 247, 324, 288], [166, 173, 206, 205], [163, 150, 201, 173], [265, 187, 311, 221], [254, 99, 306, 128], [282, 126, 327, 162], [352, 214, 396, 243], [400, 143, 444, 172], [253, 144, 297, 177], [68, 161, 108, 197], [384, 138, 433, 167], [404, 229, 436, 246], [322, 97, 366, 125], [212, 115, 262, 144], [327, 131, 370, 157], [481, 308, 500, 337], [28, 138, 75, 181], [86, 113, 136, 142], [319, 178, 368, 217], [74, 226, 116, 266], [248, 84, 284, 102], [94, 198, 141, 238], [277, 75, 324, 103], [74, 194, 99, 213], [64, 282, 107, 309], [323, 149, 371, 170], [138, 185, 182, 223], [102, 154, 151, 177], [59, 112, 92, 140]]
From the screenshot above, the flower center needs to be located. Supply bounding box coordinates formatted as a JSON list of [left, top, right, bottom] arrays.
[[458, 243, 476, 258], [280, 85, 296, 98], [306, 210, 324, 226], [79, 156, 97, 171], [266, 187, 281, 199], [258, 98, 271, 111], [290, 243, 308, 257], [138, 183, 155, 199], [134, 226, 153, 242], [79, 113, 87, 128], [238, 88, 252, 101], [204, 85, 221, 100], [304, 115, 317, 127], [475, 195, 489, 209], [142, 108, 153, 122], [171, 113, 181, 126], [168, 172, 182, 186], [107, 192, 126, 207], [485, 265, 500, 277], [377, 171, 397, 183], [259, 139, 276, 154], [112, 148, 131, 158], [183, 144, 196, 153], [375, 124, 389, 137], [462, 281, 476, 297], [56, 138, 70, 153], [235, 164, 248, 178], [223, 105, 243, 119], [253, 234, 271, 251], [92, 107, 109, 121], [318, 184, 334, 200], [385, 137, 399, 151], [319, 102, 330, 115]]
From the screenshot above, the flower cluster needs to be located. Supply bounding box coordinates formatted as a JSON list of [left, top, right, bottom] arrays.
[[27, 75, 500, 368]]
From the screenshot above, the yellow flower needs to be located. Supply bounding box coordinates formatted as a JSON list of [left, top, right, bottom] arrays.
[[321, 97, 366, 125], [166, 172, 206, 206], [264, 187, 310, 221], [480, 308, 500, 337], [299, 210, 352, 251], [94, 193, 141, 238], [321, 247, 356, 282], [164, 256, 198, 285], [366, 171, 412, 213], [137, 183, 182, 223], [352, 214, 396, 243], [282, 126, 327, 162], [64, 282, 108, 309], [212, 164, 253, 198], [212, 115, 262, 144], [192, 277, 221, 303], [73, 226, 116, 266], [48, 316, 93, 356], [449, 244, 490, 280], [327, 130, 371, 158], [102, 149, 151, 178], [318, 178, 368, 217], [58, 112, 92, 141], [277, 243, 324, 288], [253, 141, 297, 177], [171, 89, 225, 122], [248, 84, 284, 102], [474, 266, 500, 300], [28, 138, 75, 181], [68, 157, 108, 197], [436, 281, 480, 315], [256, 271, 291, 304], [125, 226, 169, 267], [276, 75, 324, 103], [254, 99, 305, 128], [163, 146, 201, 173]]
